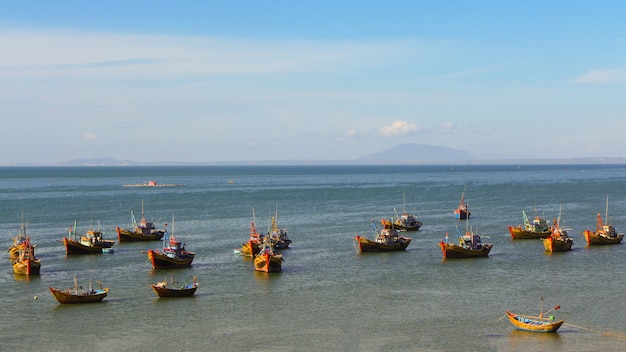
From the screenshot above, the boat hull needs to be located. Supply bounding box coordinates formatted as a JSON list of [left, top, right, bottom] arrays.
[[240, 240, 261, 257], [583, 230, 623, 245], [116, 227, 164, 242], [506, 311, 564, 333], [63, 237, 114, 254], [146, 249, 195, 269], [355, 235, 411, 252], [543, 237, 573, 252], [49, 287, 109, 304], [454, 209, 470, 219], [439, 242, 492, 259], [151, 284, 197, 297], [13, 258, 41, 275], [393, 223, 422, 231], [8, 245, 24, 262], [508, 226, 551, 240], [254, 252, 283, 272]]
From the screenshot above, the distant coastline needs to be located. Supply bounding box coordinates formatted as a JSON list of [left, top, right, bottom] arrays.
[[2, 157, 626, 167]]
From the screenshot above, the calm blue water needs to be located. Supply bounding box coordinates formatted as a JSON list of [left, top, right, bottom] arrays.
[[1, 165, 625, 351]]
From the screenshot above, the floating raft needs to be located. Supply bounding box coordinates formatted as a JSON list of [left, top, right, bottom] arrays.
[[123, 180, 185, 187]]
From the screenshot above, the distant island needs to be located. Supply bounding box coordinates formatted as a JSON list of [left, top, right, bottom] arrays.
[[2, 143, 626, 166]]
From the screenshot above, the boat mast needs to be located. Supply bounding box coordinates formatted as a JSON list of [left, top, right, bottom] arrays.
[[605, 195, 609, 224], [403, 191, 407, 213]]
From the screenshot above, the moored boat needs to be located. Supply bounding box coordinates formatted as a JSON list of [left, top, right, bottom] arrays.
[[506, 299, 564, 333], [63, 220, 115, 254], [438, 226, 492, 259], [543, 212, 573, 252], [151, 276, 198, 297], [144, 219, 195, 269], [508, 211, 551, 239], [49, 278, 108, 304], [12, 236, 41, 275], [382, 193, 422, 231], [116, 201, 165, 242], [253, 239, 283, 272], [582, 196, 623, 245], [239, 209, 263, 257], [268, 205, 291, 249], [454, 188, 470, 219], [7, 217, 29, 263], [506, 311, 564, 333], [355, 221, 411, 253]]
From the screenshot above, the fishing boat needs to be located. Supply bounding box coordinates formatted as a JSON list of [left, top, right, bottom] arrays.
[[543, 212, 573, 252], [355, 220, 411, 252], [438, 226, 492, 259], [239, 210, 263, 257], [49, 278, 108, 304], [582, 196, 624, 245], [12, 236, 41, 275], [506, 299, 564, 333], [268, 205, 292, 249], [254, 239, 283, 272], [116, 201, 165, 242], [151, 276, 198, 297], [144, 219, 195, 269], [454, 188, 470, 219], [508, 211, 552, 239], [381, 193, 423, 231], [7, 216, 30, 263], [506, 311, 564, 333], [63, 220, 115, 254], [122, 180, 185, 187]]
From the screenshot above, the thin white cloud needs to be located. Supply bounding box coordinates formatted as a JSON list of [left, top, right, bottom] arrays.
[[439, 122, 458, 131], [379, 120, 418, 136], [345, 128, 359, 137], [81, 132, 98, 140], [572, 69, 626, 85], [0, 29, 419, 79]]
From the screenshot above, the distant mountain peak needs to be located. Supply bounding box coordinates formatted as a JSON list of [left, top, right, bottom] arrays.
[[359, 143, 474, 162]]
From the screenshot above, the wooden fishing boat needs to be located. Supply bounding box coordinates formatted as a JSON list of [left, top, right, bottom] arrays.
[[454, 188, 470, 219], [381, 193, 422, 231], [506, 299, 564, 333], [239, 210, 263, 257], [508, 211, 551, 239], [144, 219, 195, 269], [254, 239, 283, 272], [506, 311, 564, 333], [63, 220, 115, 254], [13, 236, 41, 275], [151, 276, 198, 297], [439, 226, 492, 259], [268, 205, 292, 249], [7, 217, 29, 263], [116, 201, 165, 242], [355, 221, 411, 252], [582, 196, 623, 245], [543, 213, 573, 252], [49, 278, 108, 304]]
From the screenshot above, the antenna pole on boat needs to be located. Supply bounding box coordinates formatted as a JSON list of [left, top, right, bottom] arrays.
[[605, 195, 609, 223], [403, 191, 407, 213]]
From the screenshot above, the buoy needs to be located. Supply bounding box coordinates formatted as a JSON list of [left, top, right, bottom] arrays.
[[34, 295, 38, 300]]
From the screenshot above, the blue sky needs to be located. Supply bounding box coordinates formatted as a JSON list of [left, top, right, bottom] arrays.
[[2, 1, 626, 164]]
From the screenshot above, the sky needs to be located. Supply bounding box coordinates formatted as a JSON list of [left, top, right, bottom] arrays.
[[1, 0, 626, 164]]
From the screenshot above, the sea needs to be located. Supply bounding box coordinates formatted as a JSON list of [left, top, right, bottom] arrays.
[[1, 164, 625, 352]]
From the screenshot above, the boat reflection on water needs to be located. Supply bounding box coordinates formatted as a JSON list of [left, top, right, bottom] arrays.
[[504, 328, 563, 351]]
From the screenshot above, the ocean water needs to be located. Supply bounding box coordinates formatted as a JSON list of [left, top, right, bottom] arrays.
[[1, 165, 625, 351]]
